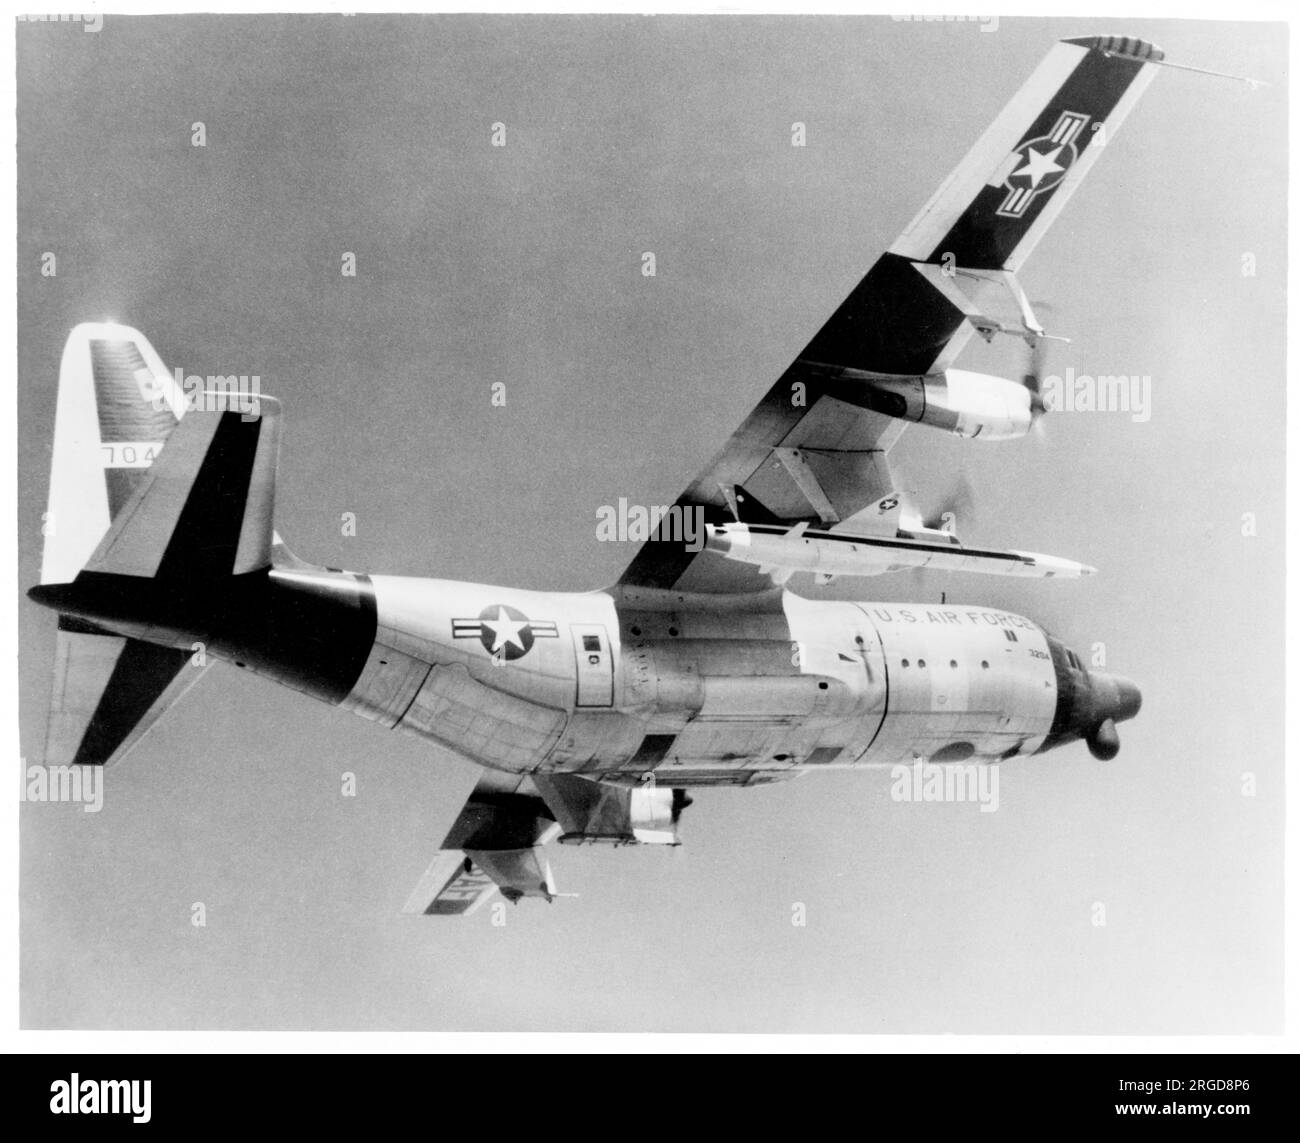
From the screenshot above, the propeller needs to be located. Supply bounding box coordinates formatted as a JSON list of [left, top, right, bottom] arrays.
[[1023, 331, 1050, 422], [1020, 300, 1062, 435], [670, 788, 693, 863], [670, 788, 694, 823]]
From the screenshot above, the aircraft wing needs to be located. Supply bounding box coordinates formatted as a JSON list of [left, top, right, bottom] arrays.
[[616, 35, 1163, 595], [402, 770, 560, 915], [402, 771, 690, 915]]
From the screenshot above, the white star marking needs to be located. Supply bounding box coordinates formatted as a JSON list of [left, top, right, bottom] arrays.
[[481, 607, 530, 653], [1012, 144, 1065, 188]]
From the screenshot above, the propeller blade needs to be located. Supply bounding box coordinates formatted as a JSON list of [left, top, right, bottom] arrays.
[[1023, 334, 1050, 419], [1022, 300, 1057, 421], [671, 788, 694, 823]]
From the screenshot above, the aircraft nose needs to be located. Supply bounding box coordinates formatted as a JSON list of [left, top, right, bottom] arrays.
[[1107, 674, 1142, 723], [1081, 673, 1142, 761], [1088, 671, 1141, 730]]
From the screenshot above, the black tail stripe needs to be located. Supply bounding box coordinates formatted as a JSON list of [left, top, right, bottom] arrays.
[[72, 640, 190, 765], [155, 412, 261, 582]]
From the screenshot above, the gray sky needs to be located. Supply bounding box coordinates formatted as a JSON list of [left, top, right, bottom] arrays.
[[17, 14, 1286, 1032]]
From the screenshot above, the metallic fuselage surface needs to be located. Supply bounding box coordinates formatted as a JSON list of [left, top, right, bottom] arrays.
[[338, 576, 1060, 785]]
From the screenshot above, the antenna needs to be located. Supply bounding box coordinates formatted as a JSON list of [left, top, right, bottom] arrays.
[[1109, 52, 1267, 88]]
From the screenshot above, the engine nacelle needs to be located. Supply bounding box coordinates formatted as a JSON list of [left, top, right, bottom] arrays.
[[625, 785, 686, 845], [858, 369, 1033, 441], [543, 773, 691, 847], [922, 369, 1033, 440]]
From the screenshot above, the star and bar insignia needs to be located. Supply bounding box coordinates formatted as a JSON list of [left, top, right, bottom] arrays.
[[452, 604, 559, 661], [996, 110, 1090, 219]]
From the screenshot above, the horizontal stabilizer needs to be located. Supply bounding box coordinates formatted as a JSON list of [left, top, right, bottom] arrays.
[[32, 320, 282, 769], [43, 624, 205, 767]]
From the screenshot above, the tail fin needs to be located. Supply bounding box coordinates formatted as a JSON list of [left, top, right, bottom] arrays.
[[83, 389, 280, 582], [40, 322, 189, 585], [33, 322, 281, 766]]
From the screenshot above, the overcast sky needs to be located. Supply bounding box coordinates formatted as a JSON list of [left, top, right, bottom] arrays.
[[17, 14, 1286, 1032]]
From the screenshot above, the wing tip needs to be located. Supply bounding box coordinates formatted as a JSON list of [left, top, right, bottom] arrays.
[[1061, 35, 1164, 62]]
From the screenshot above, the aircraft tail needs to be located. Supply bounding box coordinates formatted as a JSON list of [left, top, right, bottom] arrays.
[[32, 322, 281, 766], [40, 322, 189, 585]]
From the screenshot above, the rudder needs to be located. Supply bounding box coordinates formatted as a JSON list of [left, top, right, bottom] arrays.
[[40, 322, 189, 585]]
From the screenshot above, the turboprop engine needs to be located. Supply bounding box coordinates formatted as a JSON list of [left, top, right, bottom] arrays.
[[537, 775, 693, 847], [857, 369, 1034, 441]]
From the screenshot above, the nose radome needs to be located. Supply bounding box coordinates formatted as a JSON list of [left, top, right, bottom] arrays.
[[1097, 670, 1149, 722], [1108, 674, 1142, 723]]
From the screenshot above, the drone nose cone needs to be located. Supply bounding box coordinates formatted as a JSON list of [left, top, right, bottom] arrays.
[[1108, 674, 1142, 723]]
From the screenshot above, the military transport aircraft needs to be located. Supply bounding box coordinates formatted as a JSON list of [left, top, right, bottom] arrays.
[[30, 35, 1155, 913]]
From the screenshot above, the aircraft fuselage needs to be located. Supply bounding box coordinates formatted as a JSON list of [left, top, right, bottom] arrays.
[[40, 563, 1137, 783]]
